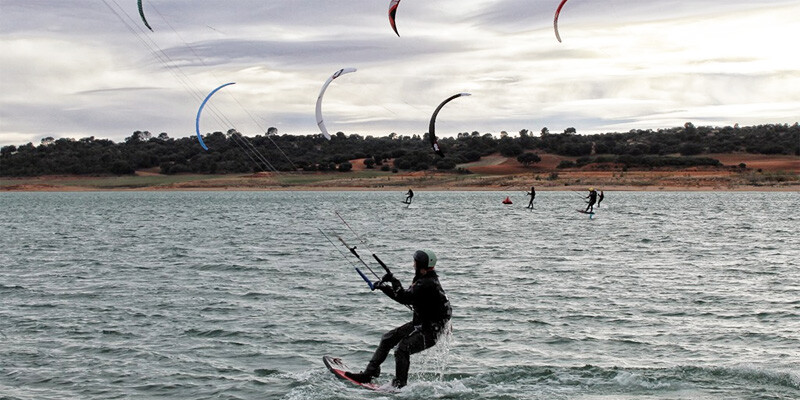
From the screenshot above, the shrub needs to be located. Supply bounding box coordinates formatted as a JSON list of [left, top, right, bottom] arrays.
[[435, 159, 457, 170], [517, 152, 542, 166], [395, 159, 411, 170], [498, 142, 523, 157], [463, 151, 481, 162], [679, 143, 703, 156], [557, 160, 575, 169], [331, 154, 349, 164], [338, 161, 352, 172]]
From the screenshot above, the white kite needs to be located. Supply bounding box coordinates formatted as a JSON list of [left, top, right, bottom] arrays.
[[316, 68, 357, 140]]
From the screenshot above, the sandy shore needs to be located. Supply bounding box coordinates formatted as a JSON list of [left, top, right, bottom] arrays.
[[2, 174, 798, 192], [2, 153, 797, 192]]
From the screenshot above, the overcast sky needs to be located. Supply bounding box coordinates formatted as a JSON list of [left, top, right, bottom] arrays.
[[1, 0, 798, 147]]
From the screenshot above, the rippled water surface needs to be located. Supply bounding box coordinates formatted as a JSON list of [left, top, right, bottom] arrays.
[[1, 191, 798, 399]]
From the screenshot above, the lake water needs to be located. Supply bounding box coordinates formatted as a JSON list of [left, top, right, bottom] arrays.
[[1, 191, 798, 399]]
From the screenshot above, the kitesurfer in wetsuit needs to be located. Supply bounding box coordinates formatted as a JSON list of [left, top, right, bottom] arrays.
[[585, 188, 598, 213], [346, 250, 451, 389], [527, 186, 536, 208], [597, 190, 604, 208], [405, 189, 414, 204]]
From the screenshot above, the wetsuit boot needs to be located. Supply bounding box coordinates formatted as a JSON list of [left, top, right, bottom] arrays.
[[345, 366, 380, 384]]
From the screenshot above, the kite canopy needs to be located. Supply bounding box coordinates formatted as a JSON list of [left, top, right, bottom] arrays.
[[554, 0, 569, 43], [428, 93, 471, 157], [316, 68, 357, 140], [388, 0, 401, 36], [195, 82, 236, 151], [138, 0, 153, 31]]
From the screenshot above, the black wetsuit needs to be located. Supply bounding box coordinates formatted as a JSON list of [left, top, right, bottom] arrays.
[[365, 270, 451, 387], [585, 190, 597, 212], [597, 191, 604, 207], [527, 186, 536, 208], [405, 189, 414, 203]]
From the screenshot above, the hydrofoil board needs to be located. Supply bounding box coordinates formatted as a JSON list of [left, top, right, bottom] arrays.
[[322, 356, 395, 392]]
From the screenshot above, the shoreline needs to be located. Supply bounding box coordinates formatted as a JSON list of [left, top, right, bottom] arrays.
[[2, 182, 798, 192], [2, 153, 798, 192]]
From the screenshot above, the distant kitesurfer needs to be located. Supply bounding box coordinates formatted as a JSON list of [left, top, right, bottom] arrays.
[[585, 188, 598, 213], [405, 188, 414, 204], [527, 186, 536, 208], [597, 190, 604, 208], [346, 250, 451, 389]]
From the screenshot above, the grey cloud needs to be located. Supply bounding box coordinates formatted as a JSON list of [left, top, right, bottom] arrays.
[[159, 37, 464, 69], [75, 86, 163, 95], [1, 0, 798, 147], [469, 0, 799, 31]]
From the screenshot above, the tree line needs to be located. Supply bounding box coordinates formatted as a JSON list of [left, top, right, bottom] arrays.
[[1, 122, 797, 177]]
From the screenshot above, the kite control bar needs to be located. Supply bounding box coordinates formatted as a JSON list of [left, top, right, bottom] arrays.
[[321, 226, 413, 311], [339, 239, 398, 288], [354, 267, 374, 290], [329, 211, 411, 308], [369, 253, 412, 311], [337, 236, 381, 282], [372, 254, 395, 284], [319, 228, 377, 291]]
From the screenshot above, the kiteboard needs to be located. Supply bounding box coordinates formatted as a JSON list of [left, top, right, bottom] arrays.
[[577, 209, 595, 215], [322, 356, 395, 392]]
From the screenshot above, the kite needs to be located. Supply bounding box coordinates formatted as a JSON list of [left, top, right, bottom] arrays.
[[137, 0, 153, 32], [196, 82, 236, 151], [388, 0, 401, 36], [316, 68, 357, 140], [554, 0, 569, 43], [428, 93, 471, 157]]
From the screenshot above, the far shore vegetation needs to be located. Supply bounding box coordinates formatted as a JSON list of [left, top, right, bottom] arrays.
[[3, 122, 798, 176], [1, 122, 797, 190]]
